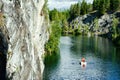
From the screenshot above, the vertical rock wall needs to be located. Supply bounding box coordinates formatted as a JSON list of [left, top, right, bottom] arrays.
[[1, 0, 49, 79]]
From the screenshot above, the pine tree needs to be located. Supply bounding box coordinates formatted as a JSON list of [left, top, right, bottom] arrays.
[[99, 0, 106, 14], [105, 0, 110, 10], [87, 3, 93, 12], [81, 0, 88, 15], [93, 0, 97, 10], [110, 0, 120, 11], [70, 3, 80, 19], [93, 0, 100, 10], [75, 3, 80, 17]]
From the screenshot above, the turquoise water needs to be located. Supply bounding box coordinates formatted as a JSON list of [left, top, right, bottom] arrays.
[[43, 36, 120, 80]]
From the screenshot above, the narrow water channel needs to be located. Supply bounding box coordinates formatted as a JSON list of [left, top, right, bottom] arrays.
[[43, 36, 120, 80]]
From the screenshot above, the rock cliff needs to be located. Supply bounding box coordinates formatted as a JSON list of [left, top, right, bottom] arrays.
[[70, 11, 120, 38], [0, 0, 49, 80]]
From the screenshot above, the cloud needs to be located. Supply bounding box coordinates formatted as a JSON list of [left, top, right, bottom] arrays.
[[48, 0, 78, 10], [48, 0, 93, 10]]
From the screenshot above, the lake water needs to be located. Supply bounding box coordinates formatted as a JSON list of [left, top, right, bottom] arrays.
[[43, 36, 120, 80]]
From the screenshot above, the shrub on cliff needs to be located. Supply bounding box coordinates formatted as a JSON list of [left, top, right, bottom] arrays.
[[61, 19, 69, 33], [45, 21, 61, 55], [112, 16, 119, 39], [93, 18, 99, 31]]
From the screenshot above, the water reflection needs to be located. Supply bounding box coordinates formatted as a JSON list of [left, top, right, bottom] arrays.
[[70, 36, 120, 62], [43, 36, 120, 80], [43, 51, 60, 80]]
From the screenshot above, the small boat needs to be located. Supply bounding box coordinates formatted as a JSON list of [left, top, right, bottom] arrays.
[[79, 58, 87, 67]]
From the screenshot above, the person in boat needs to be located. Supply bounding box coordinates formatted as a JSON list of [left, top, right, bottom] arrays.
[[79, 58, 87, 67]]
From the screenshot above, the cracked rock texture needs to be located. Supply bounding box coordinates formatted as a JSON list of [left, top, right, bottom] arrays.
[[1, 0, 49, 80]]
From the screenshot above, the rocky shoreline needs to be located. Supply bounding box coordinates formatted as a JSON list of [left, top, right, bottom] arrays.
[[70, 11, 120, 46]]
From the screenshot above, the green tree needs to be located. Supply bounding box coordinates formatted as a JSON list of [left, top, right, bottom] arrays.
[[112, 16, 119, 39], [49, 9, 59, 21], [93, 0, 120, 12], [62, 19, 69, 33], [80, 0, 88, 15], [99, 0, 106, 14], [93, 0, 111, 14], [60, 10, 70, 21], [93, 0, 97, 10], [70, 3, 80, 19], [87, 3, 93, 12], [110, 0, 120, 11], [105, 0, 110, 10], [93, 18, 99, 31], [93, 0, 100, 10], [45, 21, 61, 54]]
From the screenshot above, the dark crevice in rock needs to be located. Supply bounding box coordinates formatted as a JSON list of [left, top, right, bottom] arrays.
[[14, 0, 21, 8], [0, 31, 8, 80]]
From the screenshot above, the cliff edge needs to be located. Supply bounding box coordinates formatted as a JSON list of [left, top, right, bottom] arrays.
[[0, 0, 49, 79]]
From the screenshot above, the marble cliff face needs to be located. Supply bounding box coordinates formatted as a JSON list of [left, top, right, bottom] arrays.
[[0, 0, 49, 79]]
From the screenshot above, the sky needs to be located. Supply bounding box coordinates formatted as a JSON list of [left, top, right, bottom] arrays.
[[48, 0, 93, 10]]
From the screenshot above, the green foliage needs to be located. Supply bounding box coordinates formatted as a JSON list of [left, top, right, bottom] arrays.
[[105, 0, 110, 10], [112, 16, 119, 39], [69, 3, 80, 19], [62, 19, 69, 33], [93, 18, 99, 31], [100, 0, 106, 14], [44, 50, 60, 66], [45, 21, 61, 54], [49, 9, 70, 22], [69, 0, 92, 20], [48, 0, 120, 38], [74, 25, 82, 35], [59, 10, 70, 21], [93, 0, 120, 14], [49, 9, 70, 34], [74, 29, 81, 35], [73, 24, 90, 35], [87, 3, 93, 12], [80, 0, 88, 15], [93, 0, 107, 14], [110, 0, 120, 11], [93, 0, 100, 10], [49, 9, 59, 21], [83, 25, 89, 34]]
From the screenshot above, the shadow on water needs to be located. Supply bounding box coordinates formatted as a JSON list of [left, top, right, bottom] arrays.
[[70, 36, 120, 62], [43, 50, 60, 80], [0, 32, 8, 80]]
